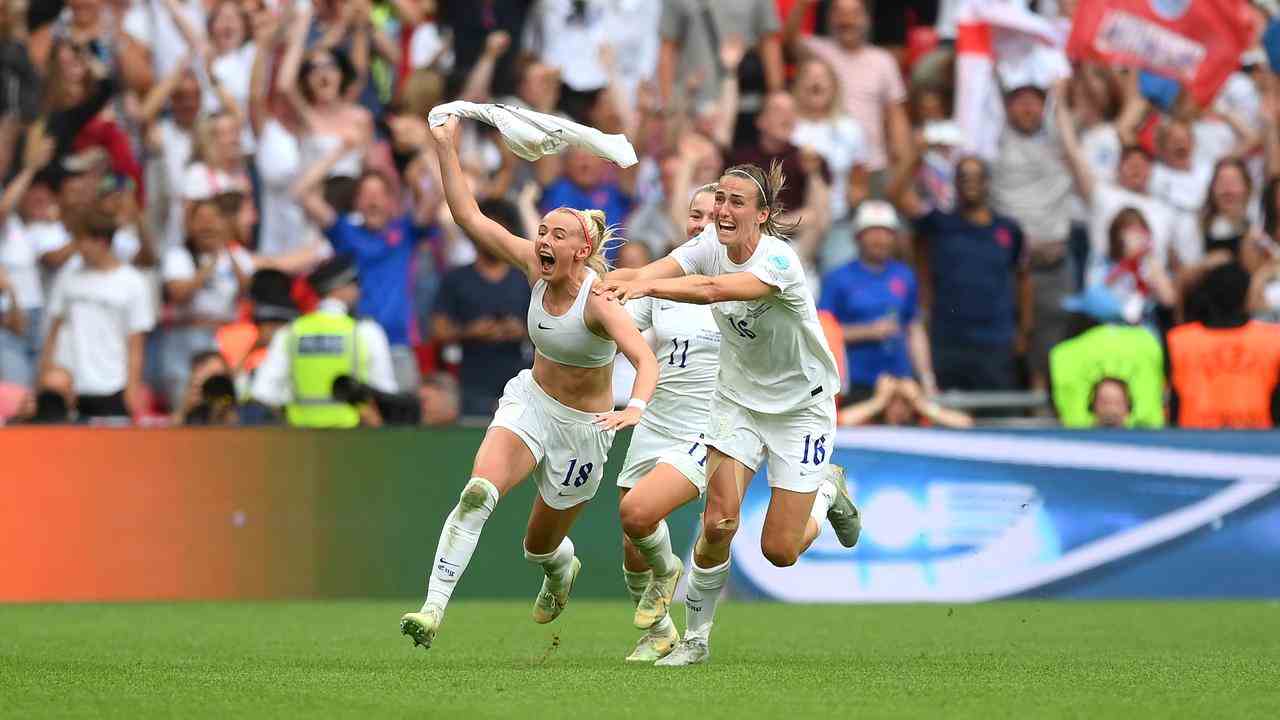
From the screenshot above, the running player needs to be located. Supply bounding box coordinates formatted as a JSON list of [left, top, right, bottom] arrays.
[[600, 162, 861, 666], [400, 116, 659, 649], [615, 185, 721, 663]]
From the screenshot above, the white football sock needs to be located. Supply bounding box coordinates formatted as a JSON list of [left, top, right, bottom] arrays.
[[524, 536, 576, 591], [651, 613, 675, 636], [630, 520, 677, 576], [423, 477, 499, 612], [624, 567, 651, 606], [809, 475, 838, 531], [684, 558, 730, 641]]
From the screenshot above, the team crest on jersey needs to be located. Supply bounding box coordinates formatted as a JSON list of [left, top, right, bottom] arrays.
[[768, 255, 790, 271]]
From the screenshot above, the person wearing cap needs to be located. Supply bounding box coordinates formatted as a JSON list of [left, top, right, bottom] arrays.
[[989, 79, 1076, 394], [819, 200, 936, 402], [249, 255, 397, 428]]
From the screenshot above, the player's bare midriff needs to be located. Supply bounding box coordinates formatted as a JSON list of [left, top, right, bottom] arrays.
[[531, 354, 614, 414]]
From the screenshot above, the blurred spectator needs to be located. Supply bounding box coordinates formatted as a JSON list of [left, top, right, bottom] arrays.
[[280, 1, 375, 210], [0, 1, 40, 124], [1178, 158, 1257, 290], [615, 241, 651, 271], [295, 133, 438, 392], [1081, 208, 1177, 328], [658, 0, 783, 126], [539, 147, 634, 253], [892, 147, 1028, 391], [251, 255, 397, 428], [39, 208, 155, 420], [990, 82, 1074, 393], [729, 89, 830, 208], [11, 364, 76, 424], [1049, 289, 1166, 429], [183, 372, 240, 426], [820, 200, 935, 402], [1089, 377, 1132, 429], [172, 349, 230, 423], [1055, 78, 1196, 277], [439, 0, 530, 99], [790, 56, 869, 222], [121, 0, 204, 79], [1145, 113, 1253, 219], [182, 112, 251, 207], [1168, 263, 1280, 429], [0, 123, 54, 387], [837, 374, 972, 428], [160, 198, 252, 404], [783, 0, 908, 182], [418, 371, 460, 426], [215, 269, 300, 396], [139, 62, 203, 249], [433, 198, 531, 417]]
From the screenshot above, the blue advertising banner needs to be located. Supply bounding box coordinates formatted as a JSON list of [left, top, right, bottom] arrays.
[[731, 429, 1280, 602]]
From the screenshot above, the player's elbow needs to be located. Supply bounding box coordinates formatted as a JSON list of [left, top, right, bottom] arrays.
[[699, 277, 732, 304]]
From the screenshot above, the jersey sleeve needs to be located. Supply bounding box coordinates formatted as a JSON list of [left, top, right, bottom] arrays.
[[746, 241, 803, 294], [625, 296, 655, 331], [669, 228, 716, 276]]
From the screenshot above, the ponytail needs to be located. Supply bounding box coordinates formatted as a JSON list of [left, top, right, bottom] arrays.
[[724, 160, 799, 241]]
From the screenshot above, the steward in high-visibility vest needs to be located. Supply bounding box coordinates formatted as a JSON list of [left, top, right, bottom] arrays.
[[249, 256, 398, 427], [1169, 263, 1280, 429]]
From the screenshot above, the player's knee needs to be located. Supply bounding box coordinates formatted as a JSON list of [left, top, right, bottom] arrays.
[[618, 495, 657, 538], [455, 478, 499, 528], [760, 538, 800, 568], [702, 511, 739, 546]]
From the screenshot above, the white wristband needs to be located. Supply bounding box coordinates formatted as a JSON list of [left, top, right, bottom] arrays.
[[627, 399, 647, 413]]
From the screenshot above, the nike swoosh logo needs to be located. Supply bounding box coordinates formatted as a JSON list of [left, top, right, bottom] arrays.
[[538, 322, 553, 330], [437, 558, 459, 567]]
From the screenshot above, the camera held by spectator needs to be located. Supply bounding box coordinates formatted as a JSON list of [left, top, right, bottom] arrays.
[[331, 374, 421, 426]]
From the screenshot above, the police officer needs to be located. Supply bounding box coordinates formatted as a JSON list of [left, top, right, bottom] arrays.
[[250, 256, 397, 428]]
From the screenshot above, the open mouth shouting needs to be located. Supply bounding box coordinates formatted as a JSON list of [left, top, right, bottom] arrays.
[[537, 245, 556, 274]]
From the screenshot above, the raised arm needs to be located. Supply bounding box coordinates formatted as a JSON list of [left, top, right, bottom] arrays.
[[1053, 78, 1097, 200], [0, 124, 54, 219], [782, 0, 818, 54], [136, 56, 193, 127], [459, 31, 510, 103], [290, 137, 357, 230], [709, 35, 746, 149], [887, 134, 927, 220], [277, 1, 316, 130], [248, 10, 280, 137], [430, 116, 537, 275]]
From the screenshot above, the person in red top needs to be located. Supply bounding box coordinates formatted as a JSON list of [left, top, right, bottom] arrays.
[[1169, 263, 1280, 428]]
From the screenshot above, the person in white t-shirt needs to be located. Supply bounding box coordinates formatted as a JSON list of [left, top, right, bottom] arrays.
[[614, 184, 722, 664], [0, 127, 55, 387], [790, 57, 869, 222], [600, 161, 861, 666], [182, 111, 251, 208], [122, 0, 207, 78], [39, 209, 155, 420], [160, 198, 253, 404]]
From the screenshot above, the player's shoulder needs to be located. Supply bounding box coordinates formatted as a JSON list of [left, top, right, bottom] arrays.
[[755, 235, 803, 274]]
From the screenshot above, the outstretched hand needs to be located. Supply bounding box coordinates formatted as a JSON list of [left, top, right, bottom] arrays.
[[594, 279, 648, 303], [593, 405, 643, 432]]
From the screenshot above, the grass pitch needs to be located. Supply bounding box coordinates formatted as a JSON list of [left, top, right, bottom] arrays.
[[2, 600, 1277, 719]]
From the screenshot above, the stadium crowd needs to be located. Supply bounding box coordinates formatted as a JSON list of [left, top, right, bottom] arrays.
[[0, 0, 1279, 429]]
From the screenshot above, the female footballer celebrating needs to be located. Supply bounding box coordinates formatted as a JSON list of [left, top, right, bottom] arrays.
[[601, 162, 861, 666], [400, 116, 658, 650], [614, 184, 722, 663]]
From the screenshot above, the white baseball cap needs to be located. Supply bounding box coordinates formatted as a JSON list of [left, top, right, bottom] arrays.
[[854, 200, 900, 236]]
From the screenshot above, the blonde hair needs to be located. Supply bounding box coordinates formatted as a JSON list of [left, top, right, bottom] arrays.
[[189, 111, 238, 167], [723, 160, 798, 240], [559, 207, 617, 277]]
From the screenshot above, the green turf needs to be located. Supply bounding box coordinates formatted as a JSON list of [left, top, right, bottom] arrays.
[[2, 600, 1277, 719]]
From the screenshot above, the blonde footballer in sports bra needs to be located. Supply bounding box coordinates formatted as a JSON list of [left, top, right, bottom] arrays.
[[400, 116, 658, 650], [601, 162, 861, 666]]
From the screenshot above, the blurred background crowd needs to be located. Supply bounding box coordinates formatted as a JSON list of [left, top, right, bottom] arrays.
[[0, 0, 1278, 430]]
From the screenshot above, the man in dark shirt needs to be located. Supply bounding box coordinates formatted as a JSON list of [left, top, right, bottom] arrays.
[[891, 146, 1031, 391], [727, 91, 829, 211], [433, 199, 531, 417]]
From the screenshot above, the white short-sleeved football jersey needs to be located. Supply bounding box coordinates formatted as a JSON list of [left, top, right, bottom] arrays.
[[626, 296, 720, 439], [670, 225, 839, 414]]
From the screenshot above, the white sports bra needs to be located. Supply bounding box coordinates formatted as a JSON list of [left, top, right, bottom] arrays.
[[528, 270, 617, 368]]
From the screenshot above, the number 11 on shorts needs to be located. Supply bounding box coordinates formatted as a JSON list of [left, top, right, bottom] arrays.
[[801, 434, 827, 465]]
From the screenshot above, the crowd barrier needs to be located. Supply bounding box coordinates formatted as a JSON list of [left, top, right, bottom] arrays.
[[4, 427, 1278, 603]]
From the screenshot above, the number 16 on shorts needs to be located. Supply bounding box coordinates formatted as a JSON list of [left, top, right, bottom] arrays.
[[801, 433, 827, 465]]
